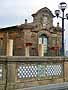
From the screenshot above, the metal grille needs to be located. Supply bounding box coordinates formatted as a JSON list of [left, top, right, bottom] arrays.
[[0, 65, 2, 79], [17, 64, 37, 79], [37, 65, 45, 77], [46, 65, 62, 76], [17, 64, 62, 79]]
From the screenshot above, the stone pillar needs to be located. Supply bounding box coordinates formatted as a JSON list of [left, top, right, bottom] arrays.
[[38, 44, 44, 56], [25, 46, 29, 56], [64, 62, 68, 81], [42, 44, 44, 56], [6, 39, 13, 56]]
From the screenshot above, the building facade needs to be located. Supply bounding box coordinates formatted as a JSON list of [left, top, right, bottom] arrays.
[[0, 7, 62, 56], [0, 7, 68, 90]]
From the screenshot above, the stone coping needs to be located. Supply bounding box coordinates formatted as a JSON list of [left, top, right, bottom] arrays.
[[0, 56, 67, 62]]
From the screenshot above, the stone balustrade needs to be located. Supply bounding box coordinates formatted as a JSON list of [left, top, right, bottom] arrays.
[[0, 56, 68, 90]]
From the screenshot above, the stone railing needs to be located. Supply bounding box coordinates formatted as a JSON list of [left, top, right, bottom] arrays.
[[0, 56, 68, 90]]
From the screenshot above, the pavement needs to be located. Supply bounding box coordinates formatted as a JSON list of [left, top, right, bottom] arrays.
[[22, 82, 68, 90]]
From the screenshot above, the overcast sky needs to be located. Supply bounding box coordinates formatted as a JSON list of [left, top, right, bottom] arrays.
[[0, 0, 68, 50]]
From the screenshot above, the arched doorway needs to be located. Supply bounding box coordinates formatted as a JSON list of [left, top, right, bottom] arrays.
[[38, 34, 48, 56]]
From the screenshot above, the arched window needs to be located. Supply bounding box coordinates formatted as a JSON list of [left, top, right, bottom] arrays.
[[39, 34, 48, 56]]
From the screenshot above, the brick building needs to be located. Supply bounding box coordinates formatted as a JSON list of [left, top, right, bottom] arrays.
[[0, 7, 62, 56], [0, 7, 68, 90]]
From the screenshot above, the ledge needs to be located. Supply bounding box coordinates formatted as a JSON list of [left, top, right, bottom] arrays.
[[0, 56, 67, 62]]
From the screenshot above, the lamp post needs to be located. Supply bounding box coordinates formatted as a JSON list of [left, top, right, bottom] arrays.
[[55, 2, 68, 56]]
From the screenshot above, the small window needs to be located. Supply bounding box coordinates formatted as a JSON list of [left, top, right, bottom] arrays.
[[43, 17, 47, 27]]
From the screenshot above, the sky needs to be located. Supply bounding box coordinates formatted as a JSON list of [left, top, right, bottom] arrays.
[[0, 0, 68, 50]]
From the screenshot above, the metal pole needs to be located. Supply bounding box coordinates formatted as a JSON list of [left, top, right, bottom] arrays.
[[61, 10, 64, 56]]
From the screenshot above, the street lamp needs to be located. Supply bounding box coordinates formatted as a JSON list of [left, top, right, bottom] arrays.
[[55, 2, 68, 56]]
